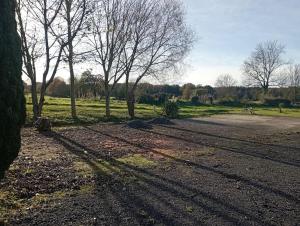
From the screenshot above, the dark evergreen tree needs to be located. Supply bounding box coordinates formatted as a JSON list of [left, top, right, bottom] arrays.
[[0, 0, 26, 179]]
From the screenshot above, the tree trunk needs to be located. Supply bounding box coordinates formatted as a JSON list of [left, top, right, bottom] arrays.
[[127, 92, 135, 119], [105, 83, 110, 118], [66, 2, 77, 119], [209, 97, 213, 105], [68, 43, 77, 118], [38, 101, 44, 118], [263, 86, 268, 95], [30, 79, 39, 120], [38, 85, 46, 117], [125, 74, 133, 118], [294, 86, 297, 104], [0, 0, 25, 178], [105, 94, 110, 118]]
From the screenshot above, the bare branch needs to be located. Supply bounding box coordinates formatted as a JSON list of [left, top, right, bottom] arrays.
[[243, 40, 287, 93]]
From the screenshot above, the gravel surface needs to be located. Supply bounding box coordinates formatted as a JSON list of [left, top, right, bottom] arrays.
[[1, 115, 299, 226]]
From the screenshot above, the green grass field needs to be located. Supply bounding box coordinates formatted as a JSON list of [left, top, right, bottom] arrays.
[[25, 96, 300, 126]]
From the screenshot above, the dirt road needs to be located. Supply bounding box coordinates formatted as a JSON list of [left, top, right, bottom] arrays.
[[1, 115, 299, 225]]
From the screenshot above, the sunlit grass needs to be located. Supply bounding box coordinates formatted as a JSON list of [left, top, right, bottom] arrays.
[[25, 95, 300, 126]]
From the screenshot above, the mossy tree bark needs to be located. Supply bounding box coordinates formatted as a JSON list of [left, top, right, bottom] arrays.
[[0, 0, 26, 179]]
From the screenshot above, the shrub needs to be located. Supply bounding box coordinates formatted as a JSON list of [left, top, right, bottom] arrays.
[[163, 101, 179, 118], [0, 1, 26, 179], [217, 97, 241, 106], [264, 98, 291, 107], [137, 94, 155, 105], [155, 93, 168, 105], [191, 96, 199, 105]]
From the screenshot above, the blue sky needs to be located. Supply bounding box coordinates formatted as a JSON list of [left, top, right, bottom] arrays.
[[182, 0, 300, 85]]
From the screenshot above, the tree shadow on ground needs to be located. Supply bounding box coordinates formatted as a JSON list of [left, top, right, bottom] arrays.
[[137, 127, 300, 169], [158, 124, 300, 152], [179, 118, 255, 130], [83, 127, 300, 204], [43, 127, 299, 226]]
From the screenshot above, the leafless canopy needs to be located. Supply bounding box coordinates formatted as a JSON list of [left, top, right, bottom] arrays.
[[284, 64, 300, 103], [17, 0, 68, 118], [88, 0, 133, 84], [17, 0, 89, 118], [215, 74, 237, 87], [287, 64, 300, 88], [54, 0, 88, 118], [122, 0, 193, 117], [124, 0, 193, 85], [86, 0, 135, 117], [17, 0, 193, 119], [243, 40, 287, 93], [87, 0, 193, 117]]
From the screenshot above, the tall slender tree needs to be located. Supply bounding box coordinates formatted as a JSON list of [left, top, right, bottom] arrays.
[[53, 0, 87, 118], [88, 0, 133, 118], [16, 0, 67, 120], [0, 0, 26, 179], [122, 0, 193, 118]]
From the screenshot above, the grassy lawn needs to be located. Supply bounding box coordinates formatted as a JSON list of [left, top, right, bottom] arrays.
[[25, 96, 300, 126]]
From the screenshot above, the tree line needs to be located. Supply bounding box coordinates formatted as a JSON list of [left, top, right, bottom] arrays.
[[24, 72, 300, 107]]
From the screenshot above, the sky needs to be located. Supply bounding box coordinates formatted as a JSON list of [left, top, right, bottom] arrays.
[[181, 0, 300, 86], [25, 0, 300, 86]]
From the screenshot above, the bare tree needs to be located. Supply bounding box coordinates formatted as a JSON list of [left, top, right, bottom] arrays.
[[53, 0, 87, 118], [215, 74, 237, 87], [16, 0, 68, 120], [243, 40, 287, 94], [287, 64, 300, 103], [122, 0, 193, 118], [88, 0, 133, 118], [16, 0, 42, 120]]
